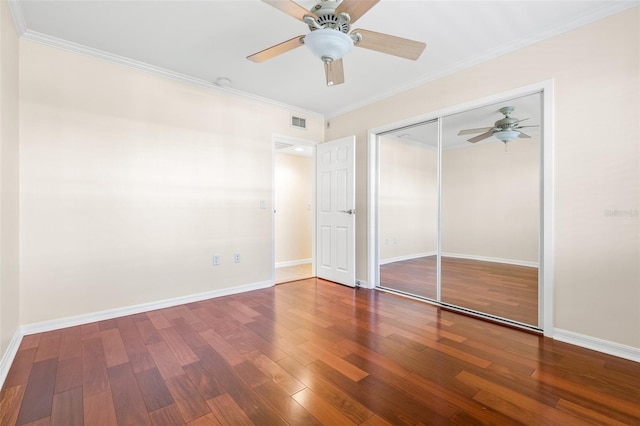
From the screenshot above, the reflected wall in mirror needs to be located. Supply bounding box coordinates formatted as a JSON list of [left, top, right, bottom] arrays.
[[441, 93, 541, 326], [378, 120, 438, 299]]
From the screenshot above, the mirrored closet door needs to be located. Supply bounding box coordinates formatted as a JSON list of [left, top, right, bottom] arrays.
[[378, 120, 438, 300], [376, 91, 543, 329], [440, 93, 541, 327]]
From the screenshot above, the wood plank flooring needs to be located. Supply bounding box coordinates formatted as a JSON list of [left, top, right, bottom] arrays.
[[380, 256, 538, 326], [275, 263, 313, 284], [2, 278, 639, 425]]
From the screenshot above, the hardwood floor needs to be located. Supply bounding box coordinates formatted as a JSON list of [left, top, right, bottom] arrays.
[[275, 264, 313, 284], [2, 278, 638, 425], [380, 256, 438, 300], [380, 256, 538, 326]]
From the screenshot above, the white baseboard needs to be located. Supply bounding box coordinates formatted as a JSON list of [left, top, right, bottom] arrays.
[[275, 259, 312, 269], [379, 251, 437, 266], [553, 328, 640, 363], [0, 330, 23, 390], [441, 252, 539, 268], [21, 280, 273, 336]]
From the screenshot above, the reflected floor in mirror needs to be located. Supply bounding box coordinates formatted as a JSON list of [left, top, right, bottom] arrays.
[[380, 256, 538, 326], [380, 256, 438, 300]]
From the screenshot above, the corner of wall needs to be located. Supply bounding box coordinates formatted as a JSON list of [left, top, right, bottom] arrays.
[[0, 330, 22, 390], [0, 0, 22, 370]]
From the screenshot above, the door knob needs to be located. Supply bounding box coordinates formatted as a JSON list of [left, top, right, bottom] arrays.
[[339, 209, 355, 215]]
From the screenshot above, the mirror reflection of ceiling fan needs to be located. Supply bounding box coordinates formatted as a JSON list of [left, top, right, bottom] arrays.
[[458, 106, 539, 144], [247, 0, 426, 86]]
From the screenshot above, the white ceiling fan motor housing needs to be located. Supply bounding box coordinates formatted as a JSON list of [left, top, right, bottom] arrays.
[[309, 0, 351, 33]]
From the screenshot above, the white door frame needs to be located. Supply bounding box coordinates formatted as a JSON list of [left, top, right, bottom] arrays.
[[272, 134, 319, 285], [367, 80, 555, 336]]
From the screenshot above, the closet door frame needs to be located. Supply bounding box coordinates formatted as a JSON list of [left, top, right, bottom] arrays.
[[367, 80, 554, 336]]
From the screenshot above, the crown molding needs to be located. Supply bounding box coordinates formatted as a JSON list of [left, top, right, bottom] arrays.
[[7, 0, 26, 36], [326, 2, 639, 119], [8, 1, 637, 124], [19, 29, 324, 120]]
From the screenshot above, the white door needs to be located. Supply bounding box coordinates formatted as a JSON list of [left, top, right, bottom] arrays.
[[316, 136, 356, 287]]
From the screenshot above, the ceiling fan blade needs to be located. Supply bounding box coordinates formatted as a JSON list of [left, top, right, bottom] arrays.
[[325, 59, 345, 86], [261, 0, 316, 22], [458, 127, 493, 136], [514, 117, 530, 124], [516, 124, 540, 129], [353, 29, 426, 60], [467, 130, 494, 143], [518, 132, 532, 138], [247, 35, 305, 63], [335, 0, 380, 24]]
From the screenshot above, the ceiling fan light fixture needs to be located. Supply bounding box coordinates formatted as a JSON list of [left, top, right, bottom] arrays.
[[494, 129, 520, 143], [304, 28, 353, 62]]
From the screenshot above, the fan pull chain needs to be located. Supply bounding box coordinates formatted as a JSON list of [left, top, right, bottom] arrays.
[[504, 142, 509, 153]]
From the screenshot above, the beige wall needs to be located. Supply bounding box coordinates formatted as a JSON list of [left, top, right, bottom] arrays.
[[274, 152, 313, 264], [379, 136, 437, 262], [442, 139, 539, 263], [0, 0, 20, 357], [19, 40, 323, 324], [326, 9, 639, 348]]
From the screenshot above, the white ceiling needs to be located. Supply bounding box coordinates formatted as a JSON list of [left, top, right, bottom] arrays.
[[11, 0, 637, 117]]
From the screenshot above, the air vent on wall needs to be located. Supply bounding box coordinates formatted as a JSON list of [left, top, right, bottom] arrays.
[[291, 115, 307, 129]]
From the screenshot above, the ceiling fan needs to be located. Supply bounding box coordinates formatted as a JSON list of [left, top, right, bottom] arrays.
[[458, 106, 539, 144], [247, 0, 426, 86]]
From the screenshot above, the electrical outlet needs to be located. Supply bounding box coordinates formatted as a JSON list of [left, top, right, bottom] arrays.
[[213, 255, 220, 266], [234, 253, 241, 263], [260, 200, 266, 209]]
